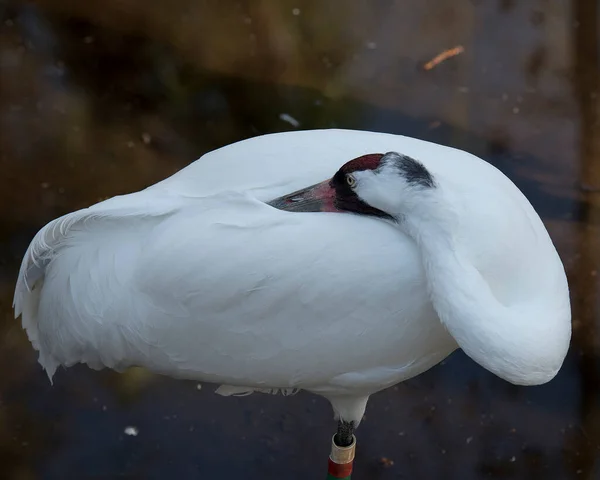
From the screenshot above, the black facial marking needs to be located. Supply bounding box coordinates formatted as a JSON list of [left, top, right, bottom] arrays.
[[329, 162, 394, 220], [383, 152, 436, 189]]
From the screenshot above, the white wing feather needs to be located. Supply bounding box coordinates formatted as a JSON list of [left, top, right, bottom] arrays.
[[13, 188, 452, 392], [15, 129, 551, 404], [13, 192, 191, 379]]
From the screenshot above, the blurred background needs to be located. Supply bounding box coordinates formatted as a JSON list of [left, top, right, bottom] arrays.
[[0, 0, 598, 478]]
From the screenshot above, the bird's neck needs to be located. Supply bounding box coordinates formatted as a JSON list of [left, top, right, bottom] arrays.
[[401, 213, 568, 385]]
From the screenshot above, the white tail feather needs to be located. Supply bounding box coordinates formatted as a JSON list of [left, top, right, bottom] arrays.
[[215, 385, 300, 397], [13, 192, 185, 382]]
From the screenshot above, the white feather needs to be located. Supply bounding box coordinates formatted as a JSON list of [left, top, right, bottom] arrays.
[[13, 129, 571, 424]]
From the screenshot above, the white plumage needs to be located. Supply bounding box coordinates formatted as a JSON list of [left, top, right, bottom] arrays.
[[13, 128, 571, 427]]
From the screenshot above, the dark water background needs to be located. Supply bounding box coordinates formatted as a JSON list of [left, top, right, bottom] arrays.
[[1, 0, 599, 478]]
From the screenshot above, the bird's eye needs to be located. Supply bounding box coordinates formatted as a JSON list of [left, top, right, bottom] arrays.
[[346, 174, 356, 188]]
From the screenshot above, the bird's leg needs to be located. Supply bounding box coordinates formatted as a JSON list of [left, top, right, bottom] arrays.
[[328, 420, 356, 478], [334, 420, 355, 447]]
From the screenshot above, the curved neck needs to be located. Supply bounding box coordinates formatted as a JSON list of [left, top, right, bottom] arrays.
[[402, 215, 567, 385]]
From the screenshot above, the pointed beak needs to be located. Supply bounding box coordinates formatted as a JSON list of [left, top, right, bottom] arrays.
[[266, 179, 338, 213]]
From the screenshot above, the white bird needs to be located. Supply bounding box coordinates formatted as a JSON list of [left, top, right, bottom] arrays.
[[13, 129, 571, 449]]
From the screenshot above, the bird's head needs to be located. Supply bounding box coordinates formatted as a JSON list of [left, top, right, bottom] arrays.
[[268, 151, 437, 221]]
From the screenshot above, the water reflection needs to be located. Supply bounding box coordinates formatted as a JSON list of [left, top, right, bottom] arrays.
[[0, 0, 598, 478]]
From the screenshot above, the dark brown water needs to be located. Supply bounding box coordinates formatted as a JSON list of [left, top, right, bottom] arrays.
[[1, 1, 599, 478]]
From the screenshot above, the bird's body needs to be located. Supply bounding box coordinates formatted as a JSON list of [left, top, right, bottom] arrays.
[[13, 129, 571, 427]]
